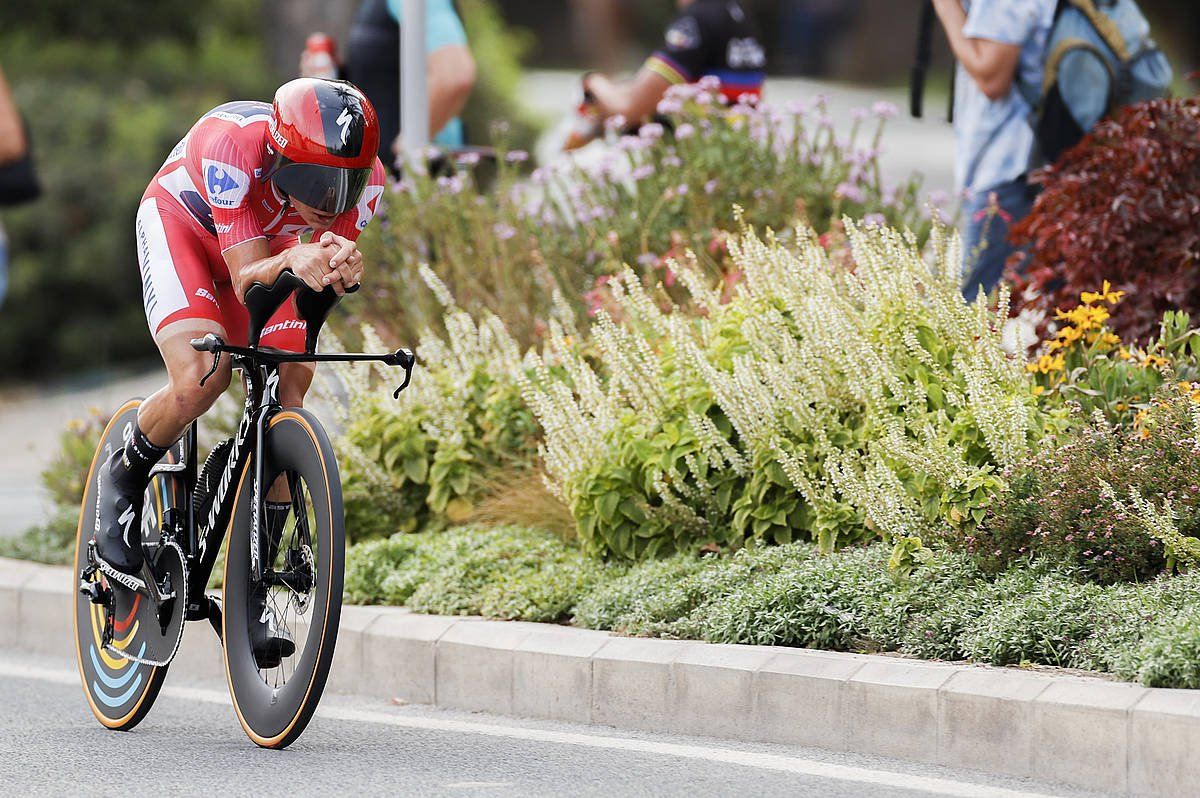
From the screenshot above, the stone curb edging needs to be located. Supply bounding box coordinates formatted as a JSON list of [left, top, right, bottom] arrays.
[[5, 556, 1196, 797]]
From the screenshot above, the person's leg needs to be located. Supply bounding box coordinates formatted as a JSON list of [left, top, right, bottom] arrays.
[[960, 176, 1036, 302], [96, 199, 232, 575]]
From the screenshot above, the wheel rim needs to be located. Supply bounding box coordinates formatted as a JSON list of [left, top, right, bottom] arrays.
[[223, 410, 342, 748], [73, 400, 178, 729]]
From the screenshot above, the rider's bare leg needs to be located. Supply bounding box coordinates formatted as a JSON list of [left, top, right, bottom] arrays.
[[137, 323, 233, 448]]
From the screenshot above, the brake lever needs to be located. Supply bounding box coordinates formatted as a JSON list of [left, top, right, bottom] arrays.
[[387, 348, 416, 399], [199, 350, 222, 388]]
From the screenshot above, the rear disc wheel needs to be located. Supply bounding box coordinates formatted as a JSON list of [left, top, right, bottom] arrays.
[[73, 399, 183, 730]]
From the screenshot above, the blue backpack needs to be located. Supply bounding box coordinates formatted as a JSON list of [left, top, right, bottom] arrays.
[[1024, 0, 1173, 165]]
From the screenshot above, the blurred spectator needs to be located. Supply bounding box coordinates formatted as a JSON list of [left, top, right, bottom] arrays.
[[776, 0, 860, 77], [333, 0, 477, 167], [933, 0, 1055, 302], [583, 0, 765, 125], [0, 62, 42, 308]]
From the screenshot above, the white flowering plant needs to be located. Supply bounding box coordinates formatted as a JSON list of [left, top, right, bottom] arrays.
[[522, 217, 1046, 561]]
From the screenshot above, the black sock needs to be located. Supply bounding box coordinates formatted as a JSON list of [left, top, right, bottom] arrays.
[[110, 423, 169, 496]]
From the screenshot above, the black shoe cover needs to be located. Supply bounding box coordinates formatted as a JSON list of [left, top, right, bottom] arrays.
[[94, 451, 145, 576], [249, 584, 296, 669]]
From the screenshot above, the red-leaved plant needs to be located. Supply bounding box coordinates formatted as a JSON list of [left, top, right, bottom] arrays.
[[1007, 98, 1200, 343]]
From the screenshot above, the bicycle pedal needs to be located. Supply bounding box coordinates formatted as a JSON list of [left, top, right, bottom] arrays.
[[78, 579, 111, 606]]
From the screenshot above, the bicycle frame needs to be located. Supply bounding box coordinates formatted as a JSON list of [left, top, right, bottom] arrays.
[[145, 354, 413, 626]]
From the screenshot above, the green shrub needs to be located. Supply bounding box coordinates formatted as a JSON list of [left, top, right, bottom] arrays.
[[0, 5, 276, 377], [624, 542, 816, 638], [570, 552, 709, 630], [343, 534, 425, 604], [692, 545, 895, 650], [958, 571, 1104, 667], [526, 222, 1044, 560], [968, 386, 1200, 582], [0, 511, 78, 565], [323, 299, 542, 543], [1129, 608, 1200, 688], [343, 525, 606, 622]]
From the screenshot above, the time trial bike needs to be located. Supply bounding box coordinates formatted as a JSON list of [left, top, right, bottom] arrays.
[[74, 269, 413, 748]]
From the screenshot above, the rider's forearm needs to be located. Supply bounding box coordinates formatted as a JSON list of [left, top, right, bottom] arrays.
[[231, 249, 293, 303]]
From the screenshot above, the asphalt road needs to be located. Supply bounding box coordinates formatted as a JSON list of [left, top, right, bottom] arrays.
[[1, 654, 1101, 798]]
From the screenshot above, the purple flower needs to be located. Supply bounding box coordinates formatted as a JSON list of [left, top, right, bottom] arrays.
[[675, 122, 696, 140], [863, 213, 886, 227], [636, 252, 659, 267], [505, 150, 530, 163], [704, 179, 718, 195], [604, 114, 627, 132], [785, 99, 810, 116], [928, 189, 950, 206], [436, 174, 464, 194], [639, 122, 665, 140], [656, 97, 684, 115], [493, 223, 517, 240], [631, 164, 655, 181], [456, 150, 481, 166], [662, 153, 682, 168], [675, 183, 689, 196], [872, 101, 899, 120], [697, 75, 721, 91], [836, 182, 865, 203], [852, 108, 869, 122]]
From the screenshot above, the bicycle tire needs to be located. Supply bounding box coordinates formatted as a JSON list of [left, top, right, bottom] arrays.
[[221, 408, 344, 749], [73, 399, 182, 730]]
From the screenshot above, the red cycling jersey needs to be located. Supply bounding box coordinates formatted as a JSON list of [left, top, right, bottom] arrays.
[[137, 100, 386, 350]]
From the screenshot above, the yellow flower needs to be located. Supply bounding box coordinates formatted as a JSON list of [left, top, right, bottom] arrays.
[[1143, 354, 1169, 368], [1080, 280, 1125, 306], [1179, 381, 1192, 394], [1115, 402, 1127, 411], [1140, 427, 1152, 439], [1031, 354, 1065, 374], [1056, 325, 1083, 346], [1032, 385, 1045, 396], [1118, 347, 1132, 360], [1191, 391, 1200, 403], [1134, 408, 1150, 426], [1101, 332, 1121, 347]]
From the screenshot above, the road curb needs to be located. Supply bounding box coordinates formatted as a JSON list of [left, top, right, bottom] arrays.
[[6, 556, 1195, 796]]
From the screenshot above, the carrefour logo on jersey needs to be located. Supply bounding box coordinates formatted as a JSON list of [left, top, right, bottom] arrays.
[[201, 159, 250, 209]]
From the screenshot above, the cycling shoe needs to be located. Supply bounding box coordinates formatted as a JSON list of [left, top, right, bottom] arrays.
[[93, 450, 145, 580], [250, 583, 295, 669]]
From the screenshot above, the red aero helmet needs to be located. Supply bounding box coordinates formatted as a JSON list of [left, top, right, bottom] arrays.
[[265, 77, 379, 215]]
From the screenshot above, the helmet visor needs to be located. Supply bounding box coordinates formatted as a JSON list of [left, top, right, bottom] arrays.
[[272, 160, 371, 215]]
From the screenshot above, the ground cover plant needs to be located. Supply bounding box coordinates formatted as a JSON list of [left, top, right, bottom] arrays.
[[343, 526, 1200, 689]]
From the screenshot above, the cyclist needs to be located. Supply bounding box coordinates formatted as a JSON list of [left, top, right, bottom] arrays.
[[93, 78, 386, 666], [582, 0, 766, 127]]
